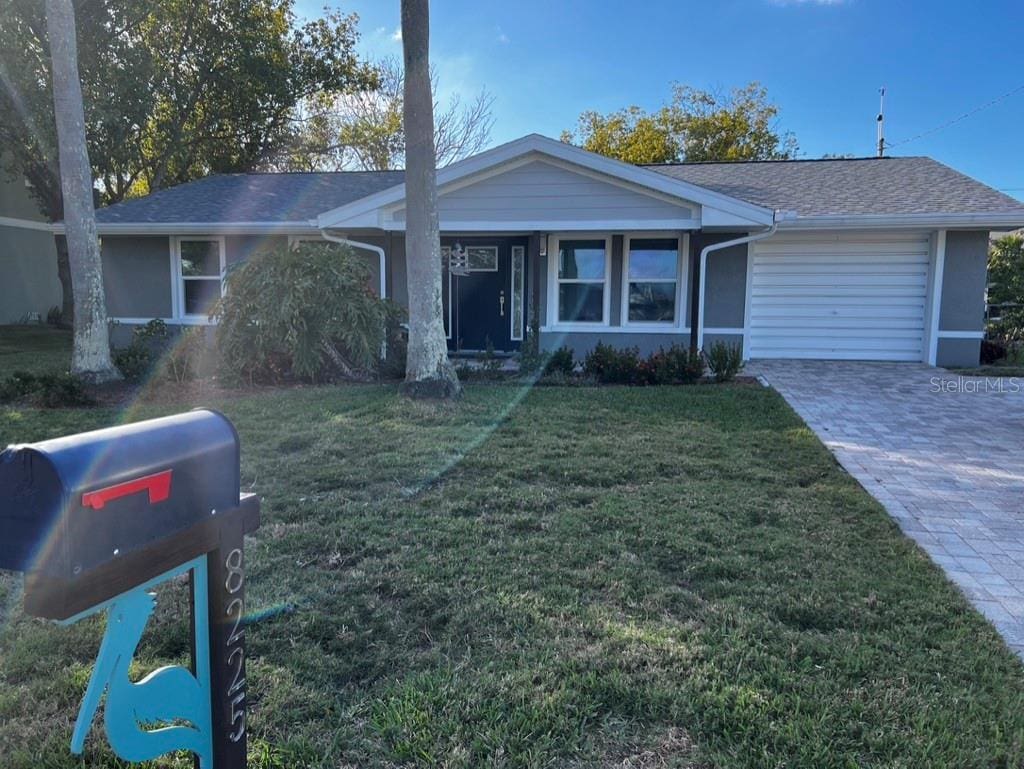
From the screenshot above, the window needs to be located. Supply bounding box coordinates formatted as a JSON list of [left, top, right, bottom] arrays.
[[624, 237, 679, 324], [555, 238, 608, 324], [511, 245, 525, 341], [445, 244, 498, 273], [175, 238, 224, 319]]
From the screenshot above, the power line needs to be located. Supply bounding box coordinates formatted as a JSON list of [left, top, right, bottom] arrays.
[[886, 83, 1024, 149]]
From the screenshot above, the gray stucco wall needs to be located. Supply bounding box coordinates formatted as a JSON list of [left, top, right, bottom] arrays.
[[936, 338, 982, 368], [540, 331, 691, 357], [940, 231, 988, 332], [935, 230, 988, 368], [0, 171, 61, 322], [0, 225, 62, 323], [702, 244, 748, 329], [101, 236, 173, 318]]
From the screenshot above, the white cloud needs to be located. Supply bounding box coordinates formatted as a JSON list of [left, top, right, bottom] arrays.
[[496, 26, 510, 44], [390, 26, 403, 42]]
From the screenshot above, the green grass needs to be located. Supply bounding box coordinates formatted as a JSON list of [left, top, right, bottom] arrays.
[[2, 383, 1024, 768], [0, 325, 72, 375]]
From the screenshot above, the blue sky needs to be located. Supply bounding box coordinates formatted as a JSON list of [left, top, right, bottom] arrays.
[[295, 0, 1024, 201]]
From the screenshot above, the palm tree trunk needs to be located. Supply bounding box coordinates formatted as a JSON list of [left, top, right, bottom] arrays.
[[45, 0, 119, 382], [399, 0, 461, 399]]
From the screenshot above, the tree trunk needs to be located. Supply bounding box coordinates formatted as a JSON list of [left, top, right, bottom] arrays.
[[55, 234, 74, 326], [399, 0, 461, 400], [46, 0, 120, 382]]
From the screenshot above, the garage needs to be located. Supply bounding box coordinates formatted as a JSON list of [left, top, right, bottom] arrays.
[[748, 233, 930, 361]]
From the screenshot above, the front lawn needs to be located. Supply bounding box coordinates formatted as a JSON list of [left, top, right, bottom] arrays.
[[2, 383, 1024, 768], [0, 324, 72, 375]]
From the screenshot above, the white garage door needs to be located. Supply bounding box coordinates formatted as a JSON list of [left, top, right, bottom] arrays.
[[748, 234, 930, 361]]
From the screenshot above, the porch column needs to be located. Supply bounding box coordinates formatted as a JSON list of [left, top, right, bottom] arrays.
[[529, 232, 542, 333], [689, 235, 701, 351]]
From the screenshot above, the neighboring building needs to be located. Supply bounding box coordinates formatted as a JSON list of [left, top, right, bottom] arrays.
[[88, 134, 1024, 366], [0, 170, 61, 323]]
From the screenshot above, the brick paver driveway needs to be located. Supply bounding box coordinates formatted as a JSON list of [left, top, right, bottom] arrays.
[[750, 360, 1024, 655]]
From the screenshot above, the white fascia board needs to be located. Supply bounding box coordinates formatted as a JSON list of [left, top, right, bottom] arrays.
[[0, 215, 56, 232], [317, 133, 774, 229], [779, 211, 1024, 231], [375, 218, 700, 233], [77, 221, 322, 236]]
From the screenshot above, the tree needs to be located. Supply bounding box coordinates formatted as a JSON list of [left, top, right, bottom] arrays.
[[562, 81, 798, 164], [45, 0, 119, 381], [275, 56, 494, 171], [988, 234, 1024, 343], [399, 0, 460, 399], [0, 0, 376, 322]]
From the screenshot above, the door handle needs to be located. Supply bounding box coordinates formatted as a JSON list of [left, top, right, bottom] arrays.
[[499, 291, 506, 317]]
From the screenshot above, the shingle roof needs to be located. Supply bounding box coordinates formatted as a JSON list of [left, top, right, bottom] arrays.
[[94, 155, 1023, 225], [95, 170, 404, 224], [645, 156, 1024, 218]]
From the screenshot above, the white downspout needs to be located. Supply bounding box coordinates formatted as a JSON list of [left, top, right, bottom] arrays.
[[696, 213, 780, 351], [319, 230, 387, 300]]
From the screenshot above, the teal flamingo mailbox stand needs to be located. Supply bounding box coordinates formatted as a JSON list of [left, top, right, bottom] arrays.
[[0, 410, 260, 768]]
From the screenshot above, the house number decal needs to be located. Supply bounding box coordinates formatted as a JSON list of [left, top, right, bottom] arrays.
[[223, 547, 246, 743]]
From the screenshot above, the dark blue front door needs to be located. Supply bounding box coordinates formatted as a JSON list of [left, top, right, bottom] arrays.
[[443, 237, 527, 353]]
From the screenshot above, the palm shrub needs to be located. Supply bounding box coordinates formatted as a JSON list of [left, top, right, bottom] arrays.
[[215, 241, 390, 383]]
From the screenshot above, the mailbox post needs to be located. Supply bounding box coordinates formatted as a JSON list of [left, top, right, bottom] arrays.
[[0, 409, 260, 768]]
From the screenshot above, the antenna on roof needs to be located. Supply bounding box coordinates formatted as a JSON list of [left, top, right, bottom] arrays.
[[876, 87, 886, 157]]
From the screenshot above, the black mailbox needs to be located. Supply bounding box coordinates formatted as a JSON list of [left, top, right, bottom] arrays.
[[0, 409, 241, 608]]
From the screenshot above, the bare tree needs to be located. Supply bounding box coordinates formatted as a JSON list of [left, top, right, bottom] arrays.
[[277, 57, 493, 172], [45, 0, 120, 382], [399, 0, 460, 399]]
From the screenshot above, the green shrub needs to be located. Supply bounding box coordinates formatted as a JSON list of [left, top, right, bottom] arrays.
[[0, 371, 92, 407], [379, 303, 409, 380], [644, 344, 705, 384], [544, 346, 575, 376], [584, 342, 642, 384], [214, 241, 390, 384], [705, 341, 743, 382], [162, 326, 208, 383], [112, 319, 170, 382], [518, 325, 544, 374]]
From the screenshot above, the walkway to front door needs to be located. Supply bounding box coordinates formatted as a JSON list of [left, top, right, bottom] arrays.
[[751, 360, 1024, 657]]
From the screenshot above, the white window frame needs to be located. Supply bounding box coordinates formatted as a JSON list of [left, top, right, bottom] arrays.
[[511, 245, 525, 341], [621, 233, 688, 328], [171, 236, 226, 323], [547, 233, 612, 329]]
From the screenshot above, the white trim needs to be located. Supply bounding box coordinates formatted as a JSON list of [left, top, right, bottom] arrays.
[[927, 230, 947, 365], [441, 246, 453, 340], [937, 330, 984, 339], [317, 134, 774, 229], [80, 221, 321, 236], [779, 212, 1024, 231], [111, 316, 215, 326], [742, 242, 756, 360], [371, 218, 702, 233], [547, 233, 612, 328], [620, 233, 687, 328], [0, 215, 55, 232], [511, 245, 525, 341], [171, 236, 226, 321], [536, 325, 744, 335]]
